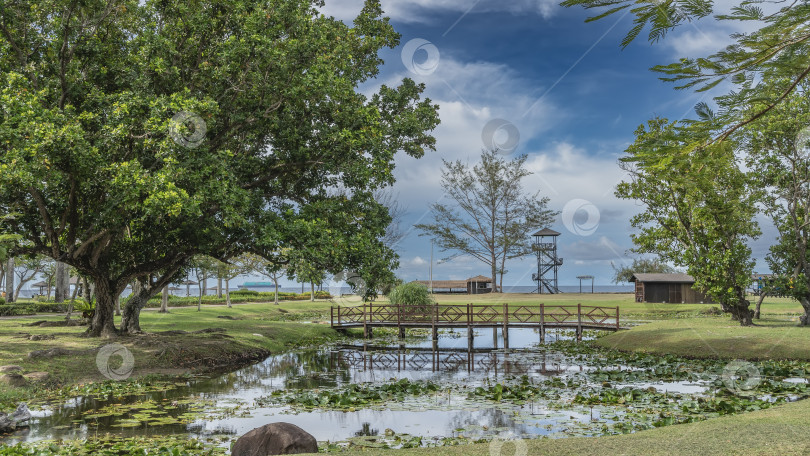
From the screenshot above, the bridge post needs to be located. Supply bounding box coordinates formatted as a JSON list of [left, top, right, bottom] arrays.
[[398, 304, 404, 339], [432, 303, 438, 341], [576, 303, 582, 341], [467, 303, 473, 346], [337, 305, 341, 327], [331, 306, 334, 327], [363, 302, 372, 339], [539, 303, 545, 342], [502, 302, 509, 349], [616, 306, 620, 330]]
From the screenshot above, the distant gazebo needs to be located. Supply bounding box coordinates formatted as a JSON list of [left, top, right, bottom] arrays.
[[576, 275, 594, 293], [30, 281, 51, 296]]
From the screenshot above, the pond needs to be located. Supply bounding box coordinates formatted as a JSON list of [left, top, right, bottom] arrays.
[[2, 327, 809, 451]]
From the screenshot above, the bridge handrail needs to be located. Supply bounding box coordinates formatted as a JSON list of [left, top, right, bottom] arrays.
[[331, 302, 619, 330]]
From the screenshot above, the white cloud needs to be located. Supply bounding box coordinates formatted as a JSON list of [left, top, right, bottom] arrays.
[[320, 0, 561, 24], [409, 256, 428, 266]]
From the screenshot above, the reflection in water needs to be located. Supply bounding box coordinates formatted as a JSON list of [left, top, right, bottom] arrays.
[[354, 422, 379, 437], [0, 329, 634, 448]]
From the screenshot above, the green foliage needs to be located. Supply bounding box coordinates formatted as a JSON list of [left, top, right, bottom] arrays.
[[615, 118, 759, 322], [0, 436, 223, 455], [0, 0, 439, 336], [611, 257, 676, 284], [26, 302, 70, 313], [0, 297, 5, 305], [0, 305, 33, 316], [387, 282, 434, 308], [258, 378, 441, 410]]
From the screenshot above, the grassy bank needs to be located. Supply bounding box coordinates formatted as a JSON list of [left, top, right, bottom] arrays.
[[0, 301, 338, 408], [596, 315, 810, 360], [349, 396, 810, 456]]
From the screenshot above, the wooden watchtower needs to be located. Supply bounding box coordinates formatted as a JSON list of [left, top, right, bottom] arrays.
[[532, 228, 562, 294]]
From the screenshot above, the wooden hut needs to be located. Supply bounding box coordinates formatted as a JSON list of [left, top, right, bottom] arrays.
[[630, 273, 712, 303], [412, 276, 493, 294]]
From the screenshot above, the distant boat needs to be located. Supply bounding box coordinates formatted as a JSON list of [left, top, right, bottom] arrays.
[[240, 282, 274, 288]]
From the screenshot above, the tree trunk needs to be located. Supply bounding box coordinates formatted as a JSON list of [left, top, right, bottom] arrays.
[[799, 297, 810, 326], [86, 278, 117, 338], [226, 279, 232, 308], [120, 290, 151, 335], [55, 262, 68, 303], [753, 291, 767, 319], [310, 281, 315, 302], [726, 293, 753, 326], [115, 295, 121, 316], [160, 285, 169, 313], [490, 260, 498, 293], [197, 280, 203, 311], [273, 278, 279, 305], [70, 278, 79, 300], [4, 258, 13, 303], [217, 277, 222, 298]]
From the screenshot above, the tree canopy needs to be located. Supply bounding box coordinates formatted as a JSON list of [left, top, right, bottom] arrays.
[[0, 0, 439, 336]]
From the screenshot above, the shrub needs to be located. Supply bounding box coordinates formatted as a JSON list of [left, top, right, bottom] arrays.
[[0, 297, 5, 305], [230, 289, 259, 296], [387, 282, 434, 318], [28, 302, 70, 313], [0, 305, 34, 317]]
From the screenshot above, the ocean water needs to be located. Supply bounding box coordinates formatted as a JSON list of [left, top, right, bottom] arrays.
[[14, 283, 633, 299]]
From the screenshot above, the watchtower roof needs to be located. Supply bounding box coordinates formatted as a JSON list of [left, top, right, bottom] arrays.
[[532, 228, 561, 236]]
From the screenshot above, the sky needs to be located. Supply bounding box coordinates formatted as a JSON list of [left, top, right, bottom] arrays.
[[242, 0, 774, 291]]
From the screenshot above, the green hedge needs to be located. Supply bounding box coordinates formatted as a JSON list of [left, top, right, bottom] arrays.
[[28, 302, 71, 313], [0, 305, 35, 317]]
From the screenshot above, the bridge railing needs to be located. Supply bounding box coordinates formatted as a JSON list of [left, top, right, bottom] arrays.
[[331, 303, 620, 330]]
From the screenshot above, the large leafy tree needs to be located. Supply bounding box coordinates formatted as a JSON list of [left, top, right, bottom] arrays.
[[416, 149, 558, 292], [742, 82, 810, 325], [617, 118, 759, 324], [0, 0, 439, 337]]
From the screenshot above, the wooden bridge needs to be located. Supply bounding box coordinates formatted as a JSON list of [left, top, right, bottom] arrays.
[[331, 303, 622, 345]]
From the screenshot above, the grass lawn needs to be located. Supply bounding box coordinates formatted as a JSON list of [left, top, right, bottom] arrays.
[[431, 292, 804, 318], [595, 315, 810, 360], [0, 301, 338, 400], [352, 396, 810, 456]]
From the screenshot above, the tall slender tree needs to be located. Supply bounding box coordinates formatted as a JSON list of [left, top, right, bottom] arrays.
[[416, 149, 558, 292]]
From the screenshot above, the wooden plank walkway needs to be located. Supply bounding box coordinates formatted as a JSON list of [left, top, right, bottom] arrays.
[[331, 303, 622, 344]]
